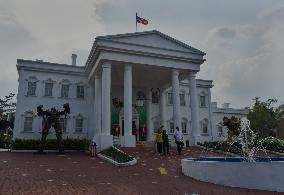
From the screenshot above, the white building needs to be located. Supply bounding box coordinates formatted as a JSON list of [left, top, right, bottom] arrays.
[[13, 30, 248, 150]]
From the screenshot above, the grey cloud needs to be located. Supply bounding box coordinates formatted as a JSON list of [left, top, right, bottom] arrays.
[[202, 6, 284, 108], [214, 27, 236, 39]]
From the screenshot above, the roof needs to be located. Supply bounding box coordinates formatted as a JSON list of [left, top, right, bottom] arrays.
[[96, 30, 206, 55]]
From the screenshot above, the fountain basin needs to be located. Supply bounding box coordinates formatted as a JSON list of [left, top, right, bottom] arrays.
[[181, 157, 284, 192]]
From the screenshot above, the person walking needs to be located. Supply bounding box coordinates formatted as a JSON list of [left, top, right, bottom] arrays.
[[155, 128, 163, 155], [174, 126, 184, 155], [162, 128, 170, 155]]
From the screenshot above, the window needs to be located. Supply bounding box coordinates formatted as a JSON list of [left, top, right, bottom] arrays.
[[151, 91, 159, 104], [167, 92, 173, 105], [181, 120, 187, 133], [24, 117, 33, 132], [61, 84, 69, 98], [45, 83, 53, 97], [200, 95, 206, 107], [180, 93, 186, 106], [201, 119, 209, 135], [202, 123, 208, 134], [75, 117, 83, 132], [77, 86, 84, 99], [168, 92, 186, 106], [26, 76, 38, 96], [27, 82, 36, 96], [169, 121, 174, 134], [217, 126, 223, 136], [60, 118, 67, 133]]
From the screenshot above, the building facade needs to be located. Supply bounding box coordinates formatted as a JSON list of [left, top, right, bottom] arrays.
[[13, 30, 248, 150]]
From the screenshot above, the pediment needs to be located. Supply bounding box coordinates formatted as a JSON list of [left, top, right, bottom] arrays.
[[96, 30, 205, 55]]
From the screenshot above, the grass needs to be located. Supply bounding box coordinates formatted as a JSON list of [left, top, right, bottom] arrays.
[[99, 147, 134, 163]]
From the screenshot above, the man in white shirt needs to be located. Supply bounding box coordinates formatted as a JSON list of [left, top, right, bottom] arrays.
[[174, 126, 184, 155]]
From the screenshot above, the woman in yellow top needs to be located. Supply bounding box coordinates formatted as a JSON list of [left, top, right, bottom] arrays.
[[155, 128, 163, 155]]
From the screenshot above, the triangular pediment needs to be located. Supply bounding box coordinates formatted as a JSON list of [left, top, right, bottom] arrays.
[[96, 30, 205, 55]]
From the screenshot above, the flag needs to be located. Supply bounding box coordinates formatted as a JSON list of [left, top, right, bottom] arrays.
[[136, 13, 148, 25]]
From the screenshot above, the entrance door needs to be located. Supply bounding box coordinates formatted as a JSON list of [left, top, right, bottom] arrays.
[[121, 119, 138, 140]]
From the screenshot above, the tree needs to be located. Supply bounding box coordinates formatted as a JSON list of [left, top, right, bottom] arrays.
[[223, 116, 241, 143], [0, 93, 16, 118], [0, 93, 16, 132], [247, 97, 279, 138]]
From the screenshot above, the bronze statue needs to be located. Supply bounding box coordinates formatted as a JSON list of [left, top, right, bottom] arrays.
[[37, 103, 70, 153]]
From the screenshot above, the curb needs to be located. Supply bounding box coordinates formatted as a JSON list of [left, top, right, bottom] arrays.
[[10, 150, 84, 153], [97, 154, 137, 166], [265, 150, 284, 156]]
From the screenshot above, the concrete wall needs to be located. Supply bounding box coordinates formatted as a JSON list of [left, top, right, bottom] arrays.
[[182, 158, 284, 192]]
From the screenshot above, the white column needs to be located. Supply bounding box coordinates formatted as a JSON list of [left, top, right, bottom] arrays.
[[146, 89, 153, 141], [189, 71, 200, 145], [100, 62, 113, 150], [159, 89, 167, 128], [172, 69, 181, 130], [122, 64, 136, 147], [93, 75, 101, 143]]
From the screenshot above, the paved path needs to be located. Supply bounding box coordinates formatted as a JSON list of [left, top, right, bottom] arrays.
[[0, 147, 279, 195]]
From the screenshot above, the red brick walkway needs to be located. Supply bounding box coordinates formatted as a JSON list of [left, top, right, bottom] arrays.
[[0, 147, 279, 195]]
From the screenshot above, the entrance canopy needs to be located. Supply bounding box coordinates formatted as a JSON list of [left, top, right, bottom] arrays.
[[85, 30, 206, 88]]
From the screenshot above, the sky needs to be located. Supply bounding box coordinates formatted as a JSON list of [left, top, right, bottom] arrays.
[[0, 0, 284, 108]]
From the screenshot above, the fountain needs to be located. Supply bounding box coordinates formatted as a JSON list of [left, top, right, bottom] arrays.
[[181, 117, 284, 192]]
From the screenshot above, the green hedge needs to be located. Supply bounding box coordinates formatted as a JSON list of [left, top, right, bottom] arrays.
[[199, 138, 284, 155], [100, 147, 133, 163], [13, 138, 90, 151], [198, 141, 243, 156], [255, 137, 284, 153]]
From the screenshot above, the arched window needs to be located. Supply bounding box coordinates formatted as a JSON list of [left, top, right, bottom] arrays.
[[23, 111, 35, 132], [200, 118, 209, 135], [75, 114, 84, 133], [76, 81, 85, 99], [60, 79, 71, 98], [199, 91, 207, 107], [217, 123, 224, 137], [43, 78, 56, 97], [181, 118, 188, 133], [25, 76, 39, 96], [167, 119, 174, 134]]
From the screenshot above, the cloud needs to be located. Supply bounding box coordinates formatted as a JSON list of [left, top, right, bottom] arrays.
[[201, 6, 284, 107], [0, 0, 107, 99]]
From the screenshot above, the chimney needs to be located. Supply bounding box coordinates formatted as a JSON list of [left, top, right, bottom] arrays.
[[71, 54, 77, 66], [222, 103, 230, 109]]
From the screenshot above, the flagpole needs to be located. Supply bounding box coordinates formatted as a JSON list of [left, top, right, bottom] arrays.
[[136, 12, 137, 32]]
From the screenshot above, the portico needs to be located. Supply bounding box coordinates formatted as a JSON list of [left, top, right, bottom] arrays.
[[86, 30, 205, 150]]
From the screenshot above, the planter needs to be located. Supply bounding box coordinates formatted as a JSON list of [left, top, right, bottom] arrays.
[[97, 153, 137, 166]]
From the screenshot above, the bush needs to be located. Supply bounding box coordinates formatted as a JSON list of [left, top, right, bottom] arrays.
[[255, 137, 284, 153], [100, 147, 133, 163], [198, 141, 243, 155], [13, 138, 90, 151], [0, 134, 11, 148]]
